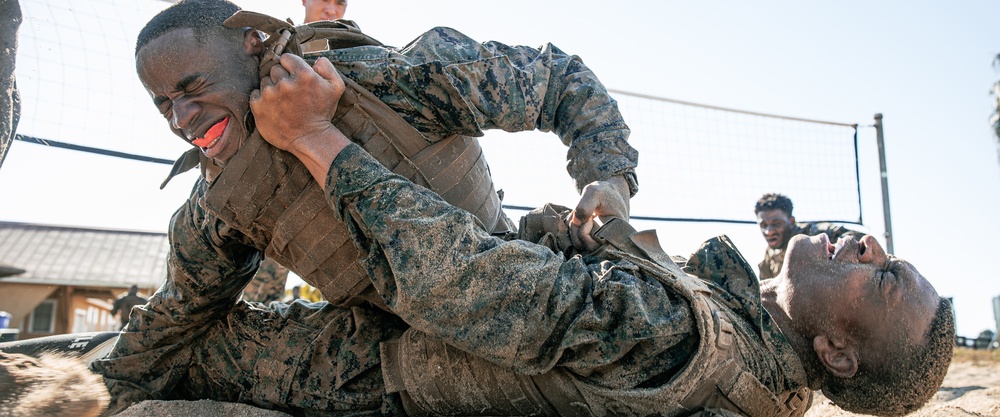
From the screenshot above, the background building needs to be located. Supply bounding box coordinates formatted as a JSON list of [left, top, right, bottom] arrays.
[[0, 221, 166, 340]]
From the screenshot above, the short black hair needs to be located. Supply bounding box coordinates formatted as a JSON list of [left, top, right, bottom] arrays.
[[822, 298, 956, 416], [754, 193, 793, 216], [135, 0, 243, 56]]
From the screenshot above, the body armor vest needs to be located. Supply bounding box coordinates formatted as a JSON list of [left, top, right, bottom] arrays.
[[189, 13, 509, 308], [380, 221, 810, 417]]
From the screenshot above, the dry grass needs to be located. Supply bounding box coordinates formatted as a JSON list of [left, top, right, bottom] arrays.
[[951, 347, 1000, 364]]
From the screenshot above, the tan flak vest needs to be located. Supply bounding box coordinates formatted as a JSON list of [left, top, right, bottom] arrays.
[[162, 13, 510, 308], [380, 220, 811, 417]]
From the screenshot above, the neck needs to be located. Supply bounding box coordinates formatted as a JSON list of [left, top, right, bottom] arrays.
[[759, 276, 826, 389]]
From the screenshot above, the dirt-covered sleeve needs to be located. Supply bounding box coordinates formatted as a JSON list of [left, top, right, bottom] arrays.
[[324, 144, 691, 381], [91, 179, 261, 414], [334, 27, 639, 195]]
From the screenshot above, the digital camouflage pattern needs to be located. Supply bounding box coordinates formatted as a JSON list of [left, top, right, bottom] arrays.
[[92, 143, 808, 416], [242, 258, 290, 304], [95, 24, 638, 414], [327, 145, 806, 415], [758, 221, 865, 280], [0, 0, 21, 169], [92, 174, 408, 415], [312, 27, 639, 195]]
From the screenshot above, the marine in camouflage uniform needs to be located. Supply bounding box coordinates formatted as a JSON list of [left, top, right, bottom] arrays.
[[94, 1, 638, 414], [242, 258, 290, 304], [109, 285, 149, 330], [150, 4, 637, 309], [94, 143, 811, 416], [754, 193, 864, 280], [758, 221, 864, 280]]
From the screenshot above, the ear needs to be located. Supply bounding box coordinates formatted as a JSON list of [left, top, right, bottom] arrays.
[[788, 215, 796, 225], [242, 29, 265, 57], [813, 334, 858, 378]]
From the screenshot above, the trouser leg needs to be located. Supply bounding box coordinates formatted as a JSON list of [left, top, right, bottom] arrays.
[[177, 300, 406, 415]]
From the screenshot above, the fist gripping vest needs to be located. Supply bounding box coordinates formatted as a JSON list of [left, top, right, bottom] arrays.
[[162, 12, 509, 308]]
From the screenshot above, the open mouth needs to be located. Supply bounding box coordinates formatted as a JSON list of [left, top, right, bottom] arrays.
[[192, 117, 230, 149]]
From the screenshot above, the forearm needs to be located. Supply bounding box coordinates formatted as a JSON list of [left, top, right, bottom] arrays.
[[282, 124, 351, 189], [363, 30, 638, 194], [93, 184, 261, 404], [539, 48, 638, 194], [324, 144, 690, 375], [485, 41, 638, 193]]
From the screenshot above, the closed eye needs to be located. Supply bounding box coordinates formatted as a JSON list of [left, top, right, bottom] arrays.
[[154, 98, 172, 117]]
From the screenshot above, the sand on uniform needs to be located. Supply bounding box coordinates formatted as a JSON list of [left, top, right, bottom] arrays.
[[111, 349, 1000, 417]]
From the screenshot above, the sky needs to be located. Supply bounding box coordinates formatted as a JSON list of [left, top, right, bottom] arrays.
[[1, 0, 998, 337]]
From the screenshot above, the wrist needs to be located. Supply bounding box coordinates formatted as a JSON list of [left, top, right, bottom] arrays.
[[286, 124, 351, 189]]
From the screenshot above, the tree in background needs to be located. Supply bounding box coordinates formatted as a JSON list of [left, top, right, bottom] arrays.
[[992, 54, 1000, 165]]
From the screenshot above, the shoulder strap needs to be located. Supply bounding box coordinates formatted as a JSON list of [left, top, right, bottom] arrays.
[[589, 219, 811, 417], [223, 11, 383, 75]]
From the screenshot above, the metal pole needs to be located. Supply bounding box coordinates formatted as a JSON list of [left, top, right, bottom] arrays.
[[873, 113, 894, 254]]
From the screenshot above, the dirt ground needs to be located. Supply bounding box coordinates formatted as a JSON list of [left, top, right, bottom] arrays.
[[113, 348, 1000, 417]]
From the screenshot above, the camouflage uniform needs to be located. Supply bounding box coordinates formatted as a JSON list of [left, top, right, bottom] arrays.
[[242, 258, 290, 304], [0, 0, 21, 169], [94, 144, 810, 416], [758, 222, 865, 280], [312, 27, 639, 195], [95, 27, 638, 414]]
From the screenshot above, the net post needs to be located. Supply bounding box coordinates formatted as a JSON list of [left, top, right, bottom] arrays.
[[874, 113, 894, 254]]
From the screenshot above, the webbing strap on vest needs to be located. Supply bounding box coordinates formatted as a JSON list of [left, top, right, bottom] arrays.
[[584, 219, 810, 417], [379, 218, 810, 416], [381, 331, 558, 417], [170, 11, 508, 307], [222, 9, 507, 234]]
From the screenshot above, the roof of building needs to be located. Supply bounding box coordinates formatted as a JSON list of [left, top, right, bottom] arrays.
[[0, 221, 168, 289]]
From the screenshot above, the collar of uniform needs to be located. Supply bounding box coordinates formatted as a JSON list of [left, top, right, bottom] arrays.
[[681, 235, 809, 391]]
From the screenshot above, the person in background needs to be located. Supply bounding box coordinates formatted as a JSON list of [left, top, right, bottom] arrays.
[[110, 285, 148, 330], [303, 0, 347, 23], [755, 193, 864, 280], [301, 0, 349, 53], [242, 256, 290, 304], [287, 285, 301, 302]]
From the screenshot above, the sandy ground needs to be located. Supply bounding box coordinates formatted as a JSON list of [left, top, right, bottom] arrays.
[[112, 348, 1000, 417], [805, 348, 1000, 417]]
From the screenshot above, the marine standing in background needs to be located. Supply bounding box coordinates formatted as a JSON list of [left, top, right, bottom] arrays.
[[755, 193, 865, 280], [110, 285, 148, 330]]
